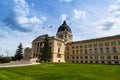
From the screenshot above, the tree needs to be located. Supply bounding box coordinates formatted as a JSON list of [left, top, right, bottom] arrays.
[[14, 43, 23, 60], [41, 35, 51, 62]]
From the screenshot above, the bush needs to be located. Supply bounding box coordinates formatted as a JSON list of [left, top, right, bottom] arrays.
[[0, 57, 11, 63]]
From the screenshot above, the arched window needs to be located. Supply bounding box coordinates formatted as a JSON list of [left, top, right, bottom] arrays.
[[85, 49, 87, 54], [113, 47, 117, 53], [90, 49, 92, 54], [100, 48, 103, 54], [106, 47, 110, 54], [95, 48, 98, 54]]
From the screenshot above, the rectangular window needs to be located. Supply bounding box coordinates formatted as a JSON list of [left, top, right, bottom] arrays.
[[105, 42, 109, 46], [57, 54, 61, 58], [58, 48, 60, 52], [67, 47, 69, 51], [67, 56, 69, 59], [85, 56, 88, 59], [76, 56, 79, 59], [67, 52, 69, 55], [76, 46, 78, 48], [101, 56, 104, 59], [113, 56, 118, 59], [111, 41, 116, 46], [90, 56, 93, 59], [90, 49, 92, 54], [94, 43, 97, 47], [95, 48, 98, 54], [57, 43, 62, 47], [107, 56, 111, 59], [100, 48, 103, 54], [113, 47, 117, 53], [65, 34, 67, 38], [72, 46, 74, 49], [72, 56, 75, 59], [80, 45, 83, 48], [80, 49, 82, 54], [95, 56, 98, 59], [85, 49, 87, 54], [118, 41, 120, 45], [89, 44, 92, 48], [99, 43, 103, 47], [80, 56, 83, 59], [106, 48, 110, 54], [40, 42, 42, 46], [76, 50, 79, 54]]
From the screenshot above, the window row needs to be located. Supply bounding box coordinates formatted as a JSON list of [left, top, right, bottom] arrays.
[[71, 61, 119, 64], [71, 47, 117, 54], [67, 56, 119, 60], [71, 41, 120, 49]]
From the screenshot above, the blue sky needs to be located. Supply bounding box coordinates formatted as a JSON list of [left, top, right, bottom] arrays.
[[0, 0, 120, 56]]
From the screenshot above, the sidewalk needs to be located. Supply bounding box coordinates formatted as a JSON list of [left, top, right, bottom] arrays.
[[0, 61, 40, 68]]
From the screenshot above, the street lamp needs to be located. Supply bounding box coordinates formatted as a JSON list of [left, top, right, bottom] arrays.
[[5, 51, 9, 57]]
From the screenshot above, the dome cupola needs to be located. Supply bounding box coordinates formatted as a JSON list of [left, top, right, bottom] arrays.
[[57, 21, 71, 33]]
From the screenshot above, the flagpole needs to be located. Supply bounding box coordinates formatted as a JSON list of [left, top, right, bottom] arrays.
[[42, 26, 53, 35]]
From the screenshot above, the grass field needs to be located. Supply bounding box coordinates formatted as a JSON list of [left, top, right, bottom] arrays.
[[0, 63, 120, 80]]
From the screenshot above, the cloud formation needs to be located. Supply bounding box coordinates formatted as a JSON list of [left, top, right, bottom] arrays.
[[60, 14, 68, 22], [3, 0, 46, 32], [73, 9, 86, 19], [96, 0, 120, 31]]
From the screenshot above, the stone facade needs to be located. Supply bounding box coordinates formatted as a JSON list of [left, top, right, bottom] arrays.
[[31, 35, 66, 62], [23, 47, 32, 61], [65, 35, 120, 64], [24, 21, 120, 64]]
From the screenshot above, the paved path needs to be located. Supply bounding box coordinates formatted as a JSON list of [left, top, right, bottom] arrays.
[[0, 61, 40, 68]]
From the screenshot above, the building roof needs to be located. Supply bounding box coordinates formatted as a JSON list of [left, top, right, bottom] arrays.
[[67, 35, 120, 45], [32, 34, 65, 43], [32, 34, 48, 43], [57, 21, 71, 33]]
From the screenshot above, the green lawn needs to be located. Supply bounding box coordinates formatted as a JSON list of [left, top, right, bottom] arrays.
[[0, 63, 120, 80]]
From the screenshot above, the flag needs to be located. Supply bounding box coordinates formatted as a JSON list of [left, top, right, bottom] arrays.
[[42, 27, 45, 29], [49, 26, 53, 28]]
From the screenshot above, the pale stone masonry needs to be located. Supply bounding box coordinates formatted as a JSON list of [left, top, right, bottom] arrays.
[[24, 21, 120, 64], [65, 35, 120, 64]]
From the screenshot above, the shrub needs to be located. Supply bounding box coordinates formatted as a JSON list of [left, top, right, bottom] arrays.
[[0, 57, 11, 63]]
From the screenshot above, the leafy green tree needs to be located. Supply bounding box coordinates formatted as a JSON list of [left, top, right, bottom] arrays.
[[41, 35, 51, 62], [14, 43, 23, 60]]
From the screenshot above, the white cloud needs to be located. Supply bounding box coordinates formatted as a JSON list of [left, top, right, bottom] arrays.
[[96, 0, 120, 32], [14, 0, 29, 17], [93, 0, 120, 37], [73, 9, 86, 19], [65, 9, 86, 23], [14, 0, 46, 32], [60, 0, 72, 3], [96, 17, 117, 30], [109, 0, 120, 16], [60, 14, 68, 22], [0, 0, 47, 56]]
